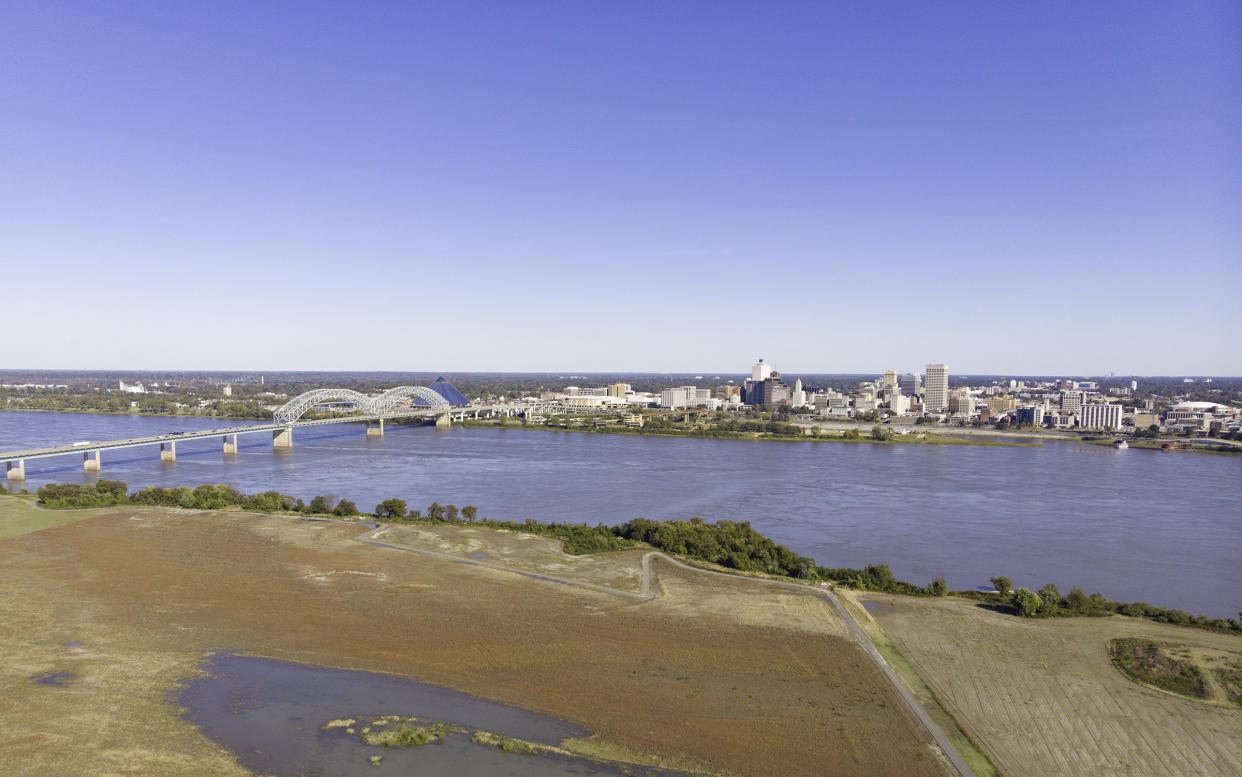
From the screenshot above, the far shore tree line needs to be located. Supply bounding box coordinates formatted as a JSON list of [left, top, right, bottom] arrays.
[[14, 480, 1240, 636]]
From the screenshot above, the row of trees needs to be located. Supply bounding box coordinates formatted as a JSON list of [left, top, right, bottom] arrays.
[[988, 576, 1240, 633], [25, 481, 1239, 634]]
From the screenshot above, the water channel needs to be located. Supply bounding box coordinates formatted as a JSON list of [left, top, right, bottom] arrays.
[[2, 410, 1239, 618]]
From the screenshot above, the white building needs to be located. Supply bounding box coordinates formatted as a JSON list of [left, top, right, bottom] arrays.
[[752, 359, 772, 383], [1079, 403, 1122, 430], [889, 393, 910, 416], [562, 395, 627, 409], [660, 386, 716, 410], [924, 363, 948, 413], [118, 380, 146, 394], [790, 379, 807, 408]]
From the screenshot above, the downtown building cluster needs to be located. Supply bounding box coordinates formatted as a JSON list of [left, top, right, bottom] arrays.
[[536, 360, 1240, 436]]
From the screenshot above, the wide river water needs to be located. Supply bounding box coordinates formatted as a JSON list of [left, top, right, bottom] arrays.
[[3, 411, 1239, 618]]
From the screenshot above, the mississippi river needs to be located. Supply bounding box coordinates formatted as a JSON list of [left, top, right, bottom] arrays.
[[2, 411, 1239, 618]]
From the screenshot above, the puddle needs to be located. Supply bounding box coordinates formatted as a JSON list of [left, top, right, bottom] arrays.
[[862, 601, 892, 613], [31, 671, 75, 686], [470, 553, 488, 559], [177, 652, 696, 777], [64, 642, 82, 647]]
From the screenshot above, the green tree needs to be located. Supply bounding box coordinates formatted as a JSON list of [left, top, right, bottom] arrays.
[[1012, 588, 1041, 617], [870, 425, 890, 441], [1066, 586, 1089, 613], [445, 504, 459, 522], [990, 576, 1012, 597], [462, 505, 478, 522], [1038, 583, 1062, 612], [929, 576, 948, 596], [333, 499, 357, 516], [307, 495, 330, 514], [375, 498, 407, 519], [426, 502, 444, 521]]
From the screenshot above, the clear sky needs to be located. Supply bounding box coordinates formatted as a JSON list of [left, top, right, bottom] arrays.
[[2, 2, 1238, 375]]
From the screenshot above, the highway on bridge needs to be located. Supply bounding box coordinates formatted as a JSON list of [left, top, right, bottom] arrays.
[[0, 409, 444, 464]]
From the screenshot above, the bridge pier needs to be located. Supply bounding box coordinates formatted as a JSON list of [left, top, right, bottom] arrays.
[[83, 450, 101, 473], [5, 459, 24, 483], [160, 441, 176, 462], [273, 426, 293, 450], [223, 434, 239, 455], [366, 418, 385, 437], [436, 414, 451, 429]]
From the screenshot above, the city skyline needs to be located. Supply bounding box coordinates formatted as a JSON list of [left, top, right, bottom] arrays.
[[2, 2, 1238, 374]]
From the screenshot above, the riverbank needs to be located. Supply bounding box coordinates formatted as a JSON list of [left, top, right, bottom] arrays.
[[453, 418, 1035, 448]]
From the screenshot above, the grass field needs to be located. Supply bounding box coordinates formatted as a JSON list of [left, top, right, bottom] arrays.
[[0, 502, 951, 777], [863, 593, 1242, 777], [0, 493, 107, 540]]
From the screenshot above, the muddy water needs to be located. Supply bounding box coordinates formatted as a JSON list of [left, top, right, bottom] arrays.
[[177, 653, 691, 777]]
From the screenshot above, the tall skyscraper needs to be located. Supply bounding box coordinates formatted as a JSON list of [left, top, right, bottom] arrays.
[[899, 372, 922, 396], [924, 363, 949, 413], [882, 370, 898, 389], [752, 359, 772, 382]]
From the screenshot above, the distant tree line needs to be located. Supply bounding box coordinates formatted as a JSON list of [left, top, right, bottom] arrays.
[[22, 480, 1240, 635]]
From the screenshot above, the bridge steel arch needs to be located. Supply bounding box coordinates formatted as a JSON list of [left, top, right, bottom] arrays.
[[368, 386, 451, 415], [273, 389, 371, 424]]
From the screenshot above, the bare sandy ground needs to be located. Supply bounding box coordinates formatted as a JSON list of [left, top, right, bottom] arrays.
[[0, 502, 950, 777], [862, 593, 1242, 777]]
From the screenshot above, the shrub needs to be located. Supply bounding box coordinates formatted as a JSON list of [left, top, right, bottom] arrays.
[[1012, 588, 1041, 617], [1037, 583, 1062, 612]]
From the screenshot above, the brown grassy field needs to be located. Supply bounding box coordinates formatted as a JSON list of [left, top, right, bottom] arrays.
[[0, 499, 950, 777], [860, 593, 1242, 777]]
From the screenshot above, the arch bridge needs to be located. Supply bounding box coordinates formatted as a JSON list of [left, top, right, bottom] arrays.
[[273, 386, 450, 424]]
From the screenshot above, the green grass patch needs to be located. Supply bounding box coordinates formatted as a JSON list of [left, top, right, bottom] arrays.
[[471, 731, 539, 754], [1108, 638, 1208, 699], [0, 494, 105, 540], [1210, 661, 1242, 707], [360, 720, 461, 748]]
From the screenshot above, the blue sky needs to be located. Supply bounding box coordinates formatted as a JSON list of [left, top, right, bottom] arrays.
[[2, 2, 1238, 375]]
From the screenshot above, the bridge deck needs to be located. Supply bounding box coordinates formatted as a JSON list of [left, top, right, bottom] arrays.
[[0, 401, 627, 464], [0, 408, 453, 463]]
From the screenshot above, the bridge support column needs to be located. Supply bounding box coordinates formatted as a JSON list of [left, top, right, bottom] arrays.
[[435, 414, 451, 429], [366, 418, 384, 437], [160, 441, 176, 462], [83, 451, 101, 473], [273, 426, 293, 450], [5, 459, 25, 483], [223, 435, 238, 455]]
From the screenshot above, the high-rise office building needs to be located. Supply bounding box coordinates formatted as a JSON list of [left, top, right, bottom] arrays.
[[882, 370, 898, 390], [924, 363, 949, 413], [1060, 390, 1086, 414], [752, 359, 772, 382], [899, 372, 921, 396]]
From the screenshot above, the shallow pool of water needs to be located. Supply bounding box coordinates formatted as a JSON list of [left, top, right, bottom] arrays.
[[177, 652, 694, 777]]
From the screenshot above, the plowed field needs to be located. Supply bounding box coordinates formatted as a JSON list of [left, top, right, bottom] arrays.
[[0, 500, 950, 777], [863, 593, 1242, 777]]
